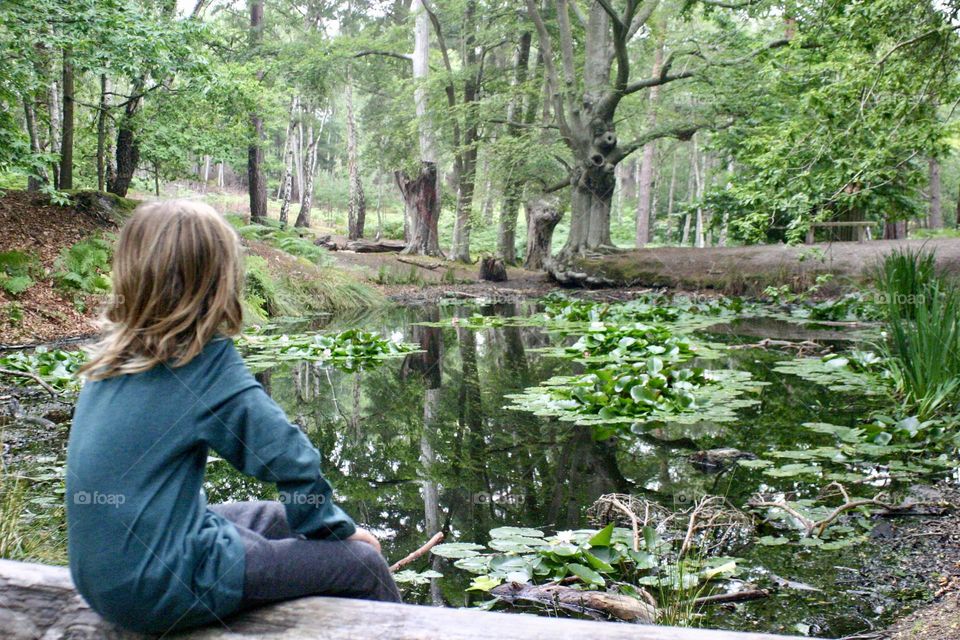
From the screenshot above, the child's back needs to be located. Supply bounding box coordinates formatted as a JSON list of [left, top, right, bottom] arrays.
[[66, 201, 398, 634]]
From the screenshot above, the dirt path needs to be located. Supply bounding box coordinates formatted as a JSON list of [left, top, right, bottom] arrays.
[[322, 241, 558, 304]]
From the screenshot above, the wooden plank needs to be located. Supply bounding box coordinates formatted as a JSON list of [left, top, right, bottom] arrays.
[[0, 559, 805, 640]]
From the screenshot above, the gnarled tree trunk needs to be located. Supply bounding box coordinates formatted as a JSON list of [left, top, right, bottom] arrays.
[[524, 196, 562, 270], [396, 165, 441, 255]]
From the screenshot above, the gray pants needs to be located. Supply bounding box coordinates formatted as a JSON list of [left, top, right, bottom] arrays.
[[209, 501, 401, 608]]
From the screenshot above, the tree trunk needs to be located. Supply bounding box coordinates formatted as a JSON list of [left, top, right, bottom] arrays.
[[96, 75, 110, 192], [59, 49, 75, 190], [395, 165, 441, 255], [108, 89, 142, 198], [247, 0, 267, 224], [398, 0, 442, 256], [635, 35, 664, 248], [295, 122, 317, 228], [346, 79, 366, 240], [883, 218, 907, 239], [496, 32, 536, 264], [450, 0, 480, 263], [23, 96, 44, 192], [278, 96, 299, 228], [929, 157, 943, 229], [524, 196, 562, 270], [46, 78, 60, 186], [556, 5, 616, 261]]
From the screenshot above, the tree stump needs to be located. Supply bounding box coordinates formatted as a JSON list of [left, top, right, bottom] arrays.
[[524, 196, 563, 270], [479, 257, 507, 282]]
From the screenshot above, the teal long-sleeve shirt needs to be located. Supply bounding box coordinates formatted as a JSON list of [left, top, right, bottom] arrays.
[[66, 337, 356, 633]]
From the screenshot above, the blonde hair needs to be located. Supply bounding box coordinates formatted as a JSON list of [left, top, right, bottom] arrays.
[[80, 200, 244, 380]]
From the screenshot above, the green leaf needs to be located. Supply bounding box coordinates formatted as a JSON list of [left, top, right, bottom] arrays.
[[588, 522, 614, 547], [566, 563, 605, 586], [430, 543, 485, 559]]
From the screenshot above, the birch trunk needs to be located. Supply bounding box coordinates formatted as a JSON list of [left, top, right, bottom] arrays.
[[295, 121, 317, 228], [450, 0, 480, 262], [47, 78, 60, 183], [96, 75, 110, 192], [279, 96, 299, 227], [346, 78, 366, 240]]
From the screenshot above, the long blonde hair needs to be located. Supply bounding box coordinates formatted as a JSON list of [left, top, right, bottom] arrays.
[[80, 200, 244, 380]]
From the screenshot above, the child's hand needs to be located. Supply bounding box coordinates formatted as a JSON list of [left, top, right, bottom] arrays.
[[347, 527, 382, 554]]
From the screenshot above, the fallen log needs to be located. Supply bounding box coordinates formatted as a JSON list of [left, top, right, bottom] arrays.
[[490, 582, 657, 623], [346, 239, 406, 253], [0, 559, 804, 640]]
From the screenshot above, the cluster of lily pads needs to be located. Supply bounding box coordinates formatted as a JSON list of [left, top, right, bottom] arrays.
[[0, 347, 85, 394], [237, 328, 418, 373], [426, 523, 740, 598]]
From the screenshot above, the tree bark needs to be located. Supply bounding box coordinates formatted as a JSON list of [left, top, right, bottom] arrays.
[[635, 34, 664, 248], [398, 0, 442, 256], [108, 87, 142, 197], [247, 0, 268, 224], [524, 196, 562, 270], [46, 78, 61, 186], [59, 48, 75, 190], [23, 96, 45, 191], [450, 0, 480, 263], [497, 32, 537, 264], [96, 74, 110, 192], [346, 78, 366, 240], [295, 121, 318, 228], [279, 96, 299, 228], [929, 157, 943, 229]]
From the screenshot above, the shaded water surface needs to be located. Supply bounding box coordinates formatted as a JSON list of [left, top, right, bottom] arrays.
[[3, 302, 925, 636]]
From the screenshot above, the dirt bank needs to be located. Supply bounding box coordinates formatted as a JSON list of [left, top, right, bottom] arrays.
[[553, 239, 960, 294], [0, 191, 132, 345]]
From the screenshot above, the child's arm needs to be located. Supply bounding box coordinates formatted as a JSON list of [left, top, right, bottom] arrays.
[[203, 384, 357, 540]]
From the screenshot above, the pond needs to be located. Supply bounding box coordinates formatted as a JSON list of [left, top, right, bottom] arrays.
[[1, 296, 951, 637]]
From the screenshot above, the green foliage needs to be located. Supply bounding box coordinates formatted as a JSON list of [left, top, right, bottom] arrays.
[[236, 222, 330, 267], [436, 524, 739, 609], [53, 237, 112, 294], [0, 250, 39, 296], [0, 347, 86, 393], [243, 255, 296, 320], [237, 328, 417, 373]]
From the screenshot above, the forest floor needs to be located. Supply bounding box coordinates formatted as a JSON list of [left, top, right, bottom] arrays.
[[0, 191, 120, 345]]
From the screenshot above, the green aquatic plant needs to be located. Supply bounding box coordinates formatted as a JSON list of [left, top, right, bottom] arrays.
[[237, 328, 418, 373], [0, 347, 85, 393], [434, 523, 740, 622], [508, 359, 762, 429], [773, 351, 886, 395]]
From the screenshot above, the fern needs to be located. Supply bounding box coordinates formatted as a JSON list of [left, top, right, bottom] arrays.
[[54, 237, 113, 294], [0, 250, 39, 297]]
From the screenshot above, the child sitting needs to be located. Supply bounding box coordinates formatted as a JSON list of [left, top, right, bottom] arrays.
[[66, 200, 399, 634]]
